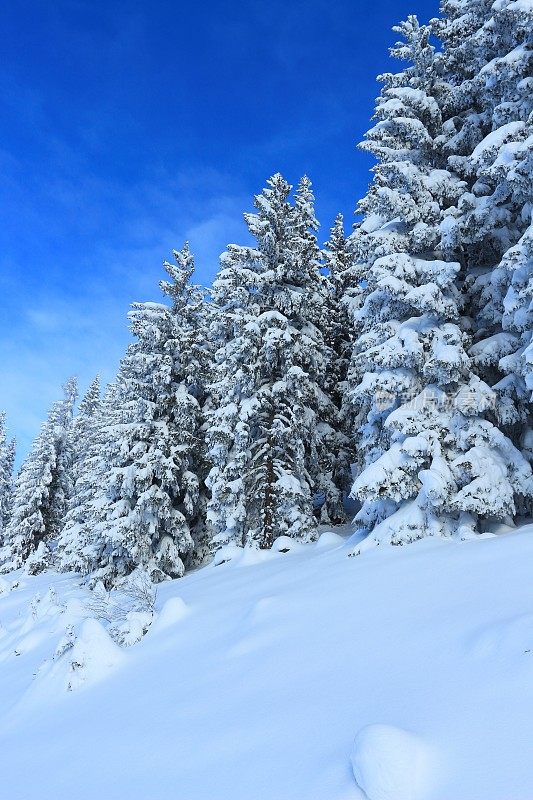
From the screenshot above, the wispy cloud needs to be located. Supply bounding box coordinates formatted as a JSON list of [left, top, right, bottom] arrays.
[[1, 0, 440, 465], [0, 150, 251, 464]]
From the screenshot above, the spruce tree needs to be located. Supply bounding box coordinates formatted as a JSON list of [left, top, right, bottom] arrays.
[[88, 245, 209, 586], [57, 376, 102, 573], [320, 214, 355, 523], [2, 378, 78, 572], [345, 16, 532, 551], [65, 380, 121, 578], [0, 414, 15, 540], [500, 223, 533, 466], [436, 0, 533, 460], [206, 174, 335, 551]]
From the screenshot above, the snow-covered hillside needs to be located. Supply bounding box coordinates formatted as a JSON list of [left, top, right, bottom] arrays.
[[0, 527, 532, 800]]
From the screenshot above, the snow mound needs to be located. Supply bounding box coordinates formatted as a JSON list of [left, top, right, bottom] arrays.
[[271, 535, 306, 554], [64, 618, 125, 691], [212, 536, 307, 568], [315, 530, 345, 549], [212, 544, 272, 567], [151, 597, 189, 633], [212, 543, 244, 566], [351, 724, 435, 800]]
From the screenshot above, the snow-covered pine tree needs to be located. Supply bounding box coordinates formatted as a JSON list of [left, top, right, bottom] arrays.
[[324, 215, 353, 388], [160, 243, 212, 568], [293, 177, 347, 525], [346, 15, 532, 552], [64, 379, 121, 578], [205, 263, 258, 551], [88, 245, 209, 586], [0, 414, 15, 540], [56, 375, 102, 573], [206, 174, 335, 551], [1, 378, 78, 572], [494, 1, 533, 437], [436, 0, 533, 463], [500, 222, 533, 465], [44, 377, 79, 554], [320, 214, 355, 523]]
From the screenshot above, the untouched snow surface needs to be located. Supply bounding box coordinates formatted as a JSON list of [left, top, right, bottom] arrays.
[[0, 527, 532, 799]]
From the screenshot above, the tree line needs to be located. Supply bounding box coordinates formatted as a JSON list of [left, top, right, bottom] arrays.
[[0, 0, 531, 584]]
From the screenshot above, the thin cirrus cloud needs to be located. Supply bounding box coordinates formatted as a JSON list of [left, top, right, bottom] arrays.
[[1, 161, 250, 464]]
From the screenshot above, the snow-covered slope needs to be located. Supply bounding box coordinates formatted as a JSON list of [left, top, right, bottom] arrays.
[[0, 527, 532, 800]]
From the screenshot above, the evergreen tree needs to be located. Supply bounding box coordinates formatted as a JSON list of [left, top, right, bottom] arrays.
[[206, 174, 335, 551], [161, 243, 212, 568], [436, 0, 533, 459], [45, 377, 79, 550], [1, 378, 77, 572], [294, 178, 347, 524], [324, 215, 353, 384], [0, 414, 15, 540], [345, 16, 532, 552], [320, 214, 355, 523], [66, 380, 121, 578], [87, 245, 209, 586], [500, 222, 533, 466], [57, 376, 102, 573]]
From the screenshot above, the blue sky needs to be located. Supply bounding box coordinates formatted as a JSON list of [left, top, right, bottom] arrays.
[[0, 0, 438, 462]]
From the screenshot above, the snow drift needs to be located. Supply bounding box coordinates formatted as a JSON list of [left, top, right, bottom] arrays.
[[0, 527, 532, 800]]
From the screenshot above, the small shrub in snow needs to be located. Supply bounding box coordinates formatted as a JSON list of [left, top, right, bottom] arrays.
[[25, 542, 52, 576], [86, 569, 157, 646], [65, 618, 125, 692]]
